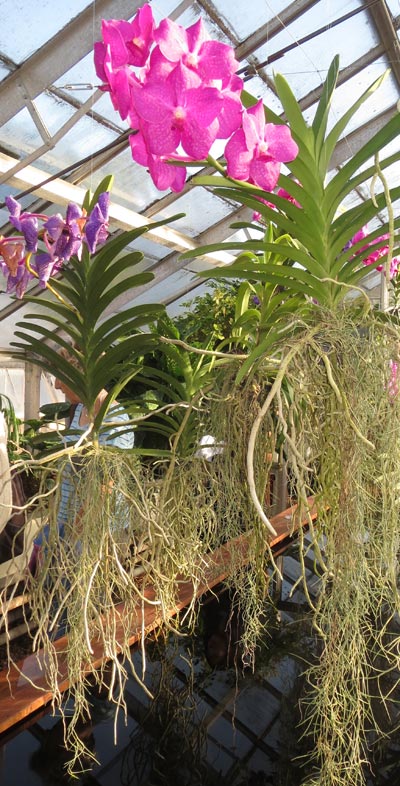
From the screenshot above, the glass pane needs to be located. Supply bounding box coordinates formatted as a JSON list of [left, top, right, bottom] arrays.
[[0, 106, 43, 159], [385, 0, 400, 18], [155, 191, 236, 237], [0, 0, 92, 63], [303, 57, 398, 137], [208, 0, 290, 40], [253, 0, 377, 99], [40, 113, 118, 172]]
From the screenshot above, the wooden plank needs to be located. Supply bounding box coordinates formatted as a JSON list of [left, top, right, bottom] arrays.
[[0, 497, 317, 736]]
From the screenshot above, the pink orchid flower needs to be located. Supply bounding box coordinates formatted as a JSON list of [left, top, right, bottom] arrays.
[[94, 41, 139, 123], [252, 196, 276, 223], [224, 100, 299, 190], [277, 185, 302, 208], [348, 226, 399, 279], [389, 359, 399, 401], [129, 132, 186, 192], [155, 17, 239, 88], [132, 62, 223, 159], [100, 5, 155, 69]]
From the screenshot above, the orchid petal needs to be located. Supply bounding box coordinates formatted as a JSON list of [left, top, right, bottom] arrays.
[[225, 129, 252, 180]]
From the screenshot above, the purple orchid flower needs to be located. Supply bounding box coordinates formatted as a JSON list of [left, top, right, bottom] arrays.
[[85, 192, 110, 253], [33, 252, 64, 287], [43, 202, 83, 262], [224, 100, 299, 190], [5, 196, 40, 252], [3, 262, 32, 298]]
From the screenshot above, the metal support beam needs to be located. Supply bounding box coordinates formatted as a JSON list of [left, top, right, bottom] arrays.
[[330, 104, 399, 168], [363, 0, 400, 89]]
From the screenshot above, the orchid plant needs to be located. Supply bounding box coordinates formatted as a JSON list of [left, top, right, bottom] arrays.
[[1, 177, 183, 440], [94, 3, 298, 194], [92, 8, 400, 786], [0, 188, 109, 298], [1, 5, 400, 782]]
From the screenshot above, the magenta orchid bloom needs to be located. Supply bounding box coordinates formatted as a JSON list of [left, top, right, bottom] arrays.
[[225, 100, 299, 190], [389, 359, 399, 401], [94, 41, 139, 123], [347, 226, 399, 279], [277, 186, 302, 208], [251, 196, 277, 223], [101, 4, 154, 68], [93, 6, 252, 192], [132, 62, 223, 159], [129, 132, 187, 193], [155, 17, 239, 88]]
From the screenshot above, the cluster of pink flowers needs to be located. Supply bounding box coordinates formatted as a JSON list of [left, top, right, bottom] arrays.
[[347, 225, 399, 279], [94, 4, 298, 193], [0, 193, 109, 297]]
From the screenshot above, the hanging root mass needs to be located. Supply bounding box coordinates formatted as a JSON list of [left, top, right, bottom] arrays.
[[241, 310, 400, 786], [2, 309, 400, 784]]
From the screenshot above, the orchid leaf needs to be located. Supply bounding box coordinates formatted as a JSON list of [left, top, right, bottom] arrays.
[[324, 70, 390, 170], [312, 55, 339, 161], [273, 72, 315, 155], [81, 175, 113, 213], [82, 175, 114, 213]]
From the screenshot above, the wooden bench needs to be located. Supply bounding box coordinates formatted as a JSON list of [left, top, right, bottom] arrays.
[[0, 496, 318, 738]]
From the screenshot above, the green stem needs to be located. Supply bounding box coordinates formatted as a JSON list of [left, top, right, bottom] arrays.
[[206, 154, 227, 175]]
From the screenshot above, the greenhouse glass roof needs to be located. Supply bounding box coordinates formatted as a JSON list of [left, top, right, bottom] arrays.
[[0, 0, 399, 349]]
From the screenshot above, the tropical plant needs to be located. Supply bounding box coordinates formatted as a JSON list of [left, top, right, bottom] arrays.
[[1, 180, 225, 772], [95, 8, 400, 783], [179, 59, 400, 786]]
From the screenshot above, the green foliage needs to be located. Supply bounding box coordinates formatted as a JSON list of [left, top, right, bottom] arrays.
[[0, 393, 21, 460], [119, 313, 224, 456], [182, 57, 400, 321], [10, 178, 185, 437], [174, 281, 240, 346]]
